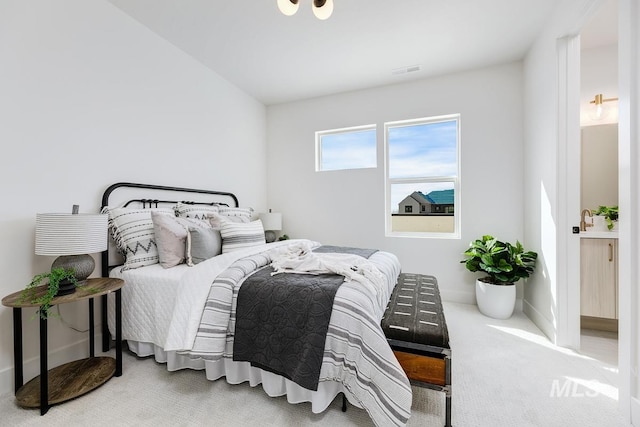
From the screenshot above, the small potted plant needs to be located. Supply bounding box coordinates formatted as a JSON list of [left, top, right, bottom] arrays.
[[461, 235, 538, 319], [591, 205, 618, 231], [20, 267, 78, 319]]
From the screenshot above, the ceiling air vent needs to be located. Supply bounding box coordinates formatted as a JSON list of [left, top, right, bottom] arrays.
[[392, 65, 421, 76]]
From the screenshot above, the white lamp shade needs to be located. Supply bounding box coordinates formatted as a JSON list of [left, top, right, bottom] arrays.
[[35, 213, 108, 256], [259, 212, 282, 231], [313, 0, 333, 20], [277, 0, 299, 16]]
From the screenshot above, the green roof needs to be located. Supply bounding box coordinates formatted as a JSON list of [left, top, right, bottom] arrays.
[[425, 189, 454, 204]]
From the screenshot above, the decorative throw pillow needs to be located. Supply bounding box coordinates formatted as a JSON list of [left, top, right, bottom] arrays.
[[218, 206, 253, 223], [104, 207, 174, 270], [207, 213, 230, 230], [186, 226, 223, 265], [151, 211, 211, 268], [220, 219, 266, 254], [174, 202, 220, 221]]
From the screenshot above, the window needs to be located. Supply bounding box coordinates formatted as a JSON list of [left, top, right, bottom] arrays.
[[385, 115, 460, 237], [316, 125, 377, 171]]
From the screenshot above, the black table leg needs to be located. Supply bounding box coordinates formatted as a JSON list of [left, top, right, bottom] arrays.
[[39, 314, 48, 415], [89, 299, 95, 357], [101, 294, 109, 352], [12, 308, 23, 394], [115, 289, 122, 377]]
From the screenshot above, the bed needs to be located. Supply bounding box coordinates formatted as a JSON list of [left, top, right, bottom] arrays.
[[99, 182, 412, 427]]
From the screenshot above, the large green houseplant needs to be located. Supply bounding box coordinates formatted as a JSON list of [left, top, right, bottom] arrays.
[[461, 235, 538, 319]]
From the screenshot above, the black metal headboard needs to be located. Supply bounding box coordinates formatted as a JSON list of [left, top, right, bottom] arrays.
[[99, 182, 239, 350], [100, 181, 239, 276]]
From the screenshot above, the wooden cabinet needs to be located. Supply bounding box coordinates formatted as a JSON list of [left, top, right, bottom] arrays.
[[580, 238, 618, 320]]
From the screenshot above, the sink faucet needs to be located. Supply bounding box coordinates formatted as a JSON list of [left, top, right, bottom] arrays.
[[580, 209, 593, 232]]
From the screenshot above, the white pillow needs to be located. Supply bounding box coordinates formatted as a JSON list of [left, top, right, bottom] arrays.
[[104, 207, 173, 270], [218, 206, 253, 223], [220, 220, 266, 253], [174, 202, 220, 221]]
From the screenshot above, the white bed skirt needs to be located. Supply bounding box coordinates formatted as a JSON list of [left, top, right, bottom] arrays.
[[126, 340, 363, 413]]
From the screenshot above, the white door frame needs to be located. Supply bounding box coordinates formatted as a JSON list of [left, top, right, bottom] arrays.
[[557, 0, 639, 424], [618, 0, 639, 422], [557, 34, 582, 352]]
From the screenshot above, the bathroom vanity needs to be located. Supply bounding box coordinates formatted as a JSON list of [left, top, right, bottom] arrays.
[[580, 232, 618, 331]]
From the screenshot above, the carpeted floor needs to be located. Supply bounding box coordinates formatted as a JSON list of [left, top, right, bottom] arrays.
[[0, 302, 629, 426]]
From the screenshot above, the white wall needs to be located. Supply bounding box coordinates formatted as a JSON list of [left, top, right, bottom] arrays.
[[522, 0, 602, 342], [0, 0, 266, 394], [267, 62, 524, 304], [581, 44, 619, 126]]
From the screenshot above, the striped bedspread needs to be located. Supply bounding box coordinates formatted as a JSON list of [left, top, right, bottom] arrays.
[[182, 247, 412, 427]]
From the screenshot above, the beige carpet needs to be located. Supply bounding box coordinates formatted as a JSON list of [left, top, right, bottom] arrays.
[[0, 302, 629, 426]]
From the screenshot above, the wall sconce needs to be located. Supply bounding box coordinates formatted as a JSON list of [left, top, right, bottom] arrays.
[[589, 93, 618, 121], [277, 0, 334, 20]]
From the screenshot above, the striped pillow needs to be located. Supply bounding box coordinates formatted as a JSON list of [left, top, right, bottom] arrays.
[[104, 207, 173, 270], [220, 220, 266, 253]]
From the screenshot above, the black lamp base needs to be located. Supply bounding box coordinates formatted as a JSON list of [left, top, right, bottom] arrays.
[[56, 279, 77, 296]]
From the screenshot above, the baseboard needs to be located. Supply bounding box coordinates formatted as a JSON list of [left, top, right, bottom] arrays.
[[440, 288, 475, 305], [0, 334, 103, 395], [580, 316, 619, 332], [523, 299, 556, 342]]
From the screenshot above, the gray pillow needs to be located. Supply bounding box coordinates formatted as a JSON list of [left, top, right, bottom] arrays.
[[186, 226, 222, 265]]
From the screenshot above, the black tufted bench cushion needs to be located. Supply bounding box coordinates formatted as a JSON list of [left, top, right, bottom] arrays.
[[381, 273, 453, 427]]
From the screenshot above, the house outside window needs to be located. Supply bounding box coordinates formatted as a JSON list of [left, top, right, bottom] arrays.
[[385, 114, 460, 238], [316, 125, 377, 171]]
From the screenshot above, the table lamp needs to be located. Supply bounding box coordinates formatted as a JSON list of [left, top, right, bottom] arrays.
[[259, 210, 282, 243], [35, 207, 108, 294]]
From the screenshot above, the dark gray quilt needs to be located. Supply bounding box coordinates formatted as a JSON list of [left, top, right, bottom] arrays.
[[232, 245, 379, 391]]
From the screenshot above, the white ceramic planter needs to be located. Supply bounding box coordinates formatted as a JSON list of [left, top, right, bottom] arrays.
[[475, 279, 516, 319]]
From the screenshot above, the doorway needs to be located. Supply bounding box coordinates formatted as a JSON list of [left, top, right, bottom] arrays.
[[577, 0, 619, 371]]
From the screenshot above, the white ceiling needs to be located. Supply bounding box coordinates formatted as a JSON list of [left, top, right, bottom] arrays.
[[108, 0, 591, 105], [581, 0, 618, 50]]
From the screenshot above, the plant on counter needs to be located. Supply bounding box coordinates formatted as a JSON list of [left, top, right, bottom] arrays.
[[20, 267, 78, 319], [591, 205, 619, 230], [461, 235, 538, 285]]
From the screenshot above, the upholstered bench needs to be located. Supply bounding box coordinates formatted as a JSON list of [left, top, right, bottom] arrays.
[[381, 273, 452, 427]]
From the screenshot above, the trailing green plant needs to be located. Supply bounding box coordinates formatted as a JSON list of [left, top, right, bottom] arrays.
[[591, 205, 618, 230], [461, 235, 538, 285], [20, 267, 78, 319]]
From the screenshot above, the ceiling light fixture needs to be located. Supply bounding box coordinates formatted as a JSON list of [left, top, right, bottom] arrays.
[[589, 93, 618, 120], [277, 0, 334, 20]]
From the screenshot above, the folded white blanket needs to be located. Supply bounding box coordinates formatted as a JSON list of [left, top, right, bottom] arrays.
[[270, 245, 387, 312]]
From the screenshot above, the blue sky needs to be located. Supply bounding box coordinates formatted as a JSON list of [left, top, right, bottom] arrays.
[[319, 120, 457, 213], [319, 128, 376, 171], [388, 120, 457, 179]]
